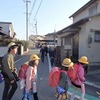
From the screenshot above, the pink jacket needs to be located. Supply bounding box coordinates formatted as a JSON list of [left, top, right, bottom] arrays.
[[25, 66, 37, 93], [73, 64, 85, 86]]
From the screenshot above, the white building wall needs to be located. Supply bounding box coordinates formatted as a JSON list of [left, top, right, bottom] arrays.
[[85, 16, 100, 64], [97, 0, 100, 11], [73, 10, 89, 23], [9, 24, 14, 38], [0, 23, 9, 35], [64, 45, 72, 50], [57, 37, 61, 46], [73, 0, 99, 23], [79, 24, 87, 58], [79, 16, 100, 65]]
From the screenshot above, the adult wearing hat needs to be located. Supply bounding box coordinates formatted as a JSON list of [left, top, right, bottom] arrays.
[[23, 54, 40, 100], [70, 56, 89, 100], [55, 58, 74, 100], [1, 42, 19, 100]]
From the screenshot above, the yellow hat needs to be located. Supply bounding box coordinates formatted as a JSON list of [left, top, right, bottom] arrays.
[[30, 54, 40, 61], [78, 56, 89, 64], [62, 58, 74, 68], [8, 42, 18, 48]]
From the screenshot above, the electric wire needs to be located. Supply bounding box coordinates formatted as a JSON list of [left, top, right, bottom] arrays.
[[29, 0, 37, 19], [34, 0, 43, 20]]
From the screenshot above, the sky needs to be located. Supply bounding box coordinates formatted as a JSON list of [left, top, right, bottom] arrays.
[[0, 0, 90, 40]]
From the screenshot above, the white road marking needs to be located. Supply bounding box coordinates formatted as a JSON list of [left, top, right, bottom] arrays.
[[14, 59, 21, 63]]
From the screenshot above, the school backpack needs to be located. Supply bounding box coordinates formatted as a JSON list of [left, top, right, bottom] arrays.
[[49, 67, 67, 87], [67, 63, 79, 82], [18, 64, 29, 79]]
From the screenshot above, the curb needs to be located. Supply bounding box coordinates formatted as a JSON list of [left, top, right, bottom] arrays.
[[68, 87, 100, 100], [85, 81, 100, 89]]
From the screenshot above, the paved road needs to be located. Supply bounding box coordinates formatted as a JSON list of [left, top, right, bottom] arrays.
[[0, 49, 100, 100], [37, 53, 100, 100]]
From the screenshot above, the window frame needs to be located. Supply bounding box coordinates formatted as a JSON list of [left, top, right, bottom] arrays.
[[89, 4, 97, 16], [64, 36, 71, 45], [94, 31, 100, 42]]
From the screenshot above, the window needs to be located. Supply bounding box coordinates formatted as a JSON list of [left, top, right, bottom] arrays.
[[94, 31, 100, 42], [89, 5, 97, 16], [65, 36, 71, 45]]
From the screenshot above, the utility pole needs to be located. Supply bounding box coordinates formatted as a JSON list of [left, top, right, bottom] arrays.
[[54, 30, 56, 47], [54, 25, 56, 47], [35, 20, 37, 38], [34, 19, 37, 41], [24, 0, 31, 41]]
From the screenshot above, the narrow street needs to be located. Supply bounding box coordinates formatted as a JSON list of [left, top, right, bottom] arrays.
[[0, 49, 100, 100]]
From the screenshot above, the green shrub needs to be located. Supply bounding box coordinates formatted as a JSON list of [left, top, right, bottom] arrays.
[[15, 40, 29, 51]]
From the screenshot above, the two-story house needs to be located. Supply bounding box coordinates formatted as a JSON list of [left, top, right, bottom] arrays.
[[0, 22, 16, 55], [56, 0, 100, 65], [0, 22, 15, 38]]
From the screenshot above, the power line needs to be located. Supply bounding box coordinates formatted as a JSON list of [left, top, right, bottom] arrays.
[[29, 0, 43, 37], [34, 0, 43, 19], [29, 0, 37, 19]]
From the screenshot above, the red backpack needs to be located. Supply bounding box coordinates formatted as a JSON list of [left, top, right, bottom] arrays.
[[49, 67, 67, 87], [18, 64, 29, 79], [67, 63, 79, 82]]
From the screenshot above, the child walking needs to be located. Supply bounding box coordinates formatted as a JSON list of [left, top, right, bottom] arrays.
[[70, 56, 89, 100], [55, 58, 74, 100], [23, 54, 40, 100]]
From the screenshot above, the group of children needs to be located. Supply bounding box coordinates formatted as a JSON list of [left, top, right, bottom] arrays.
[[55, 56, 89, 100], [1, 42, 89, 100], [17, 54, 89, 100]]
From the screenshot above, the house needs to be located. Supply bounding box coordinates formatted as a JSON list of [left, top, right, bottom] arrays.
[[0, 22, 16, 55], [45, 33, 57, 46], [0, 22, 15, 38], [56, 0, 100, 65], [29, 35, 45, 48]]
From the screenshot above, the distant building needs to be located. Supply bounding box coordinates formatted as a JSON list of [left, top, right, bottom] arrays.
[[45, 32, 57, 46], [29, 35, 45, 48], [0, 22, 16, 46], [0, 22, 15, 38]]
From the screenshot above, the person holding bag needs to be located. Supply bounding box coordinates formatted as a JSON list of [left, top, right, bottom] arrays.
[[1, 42, 19, 100], [23, 54, 40, 100]]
